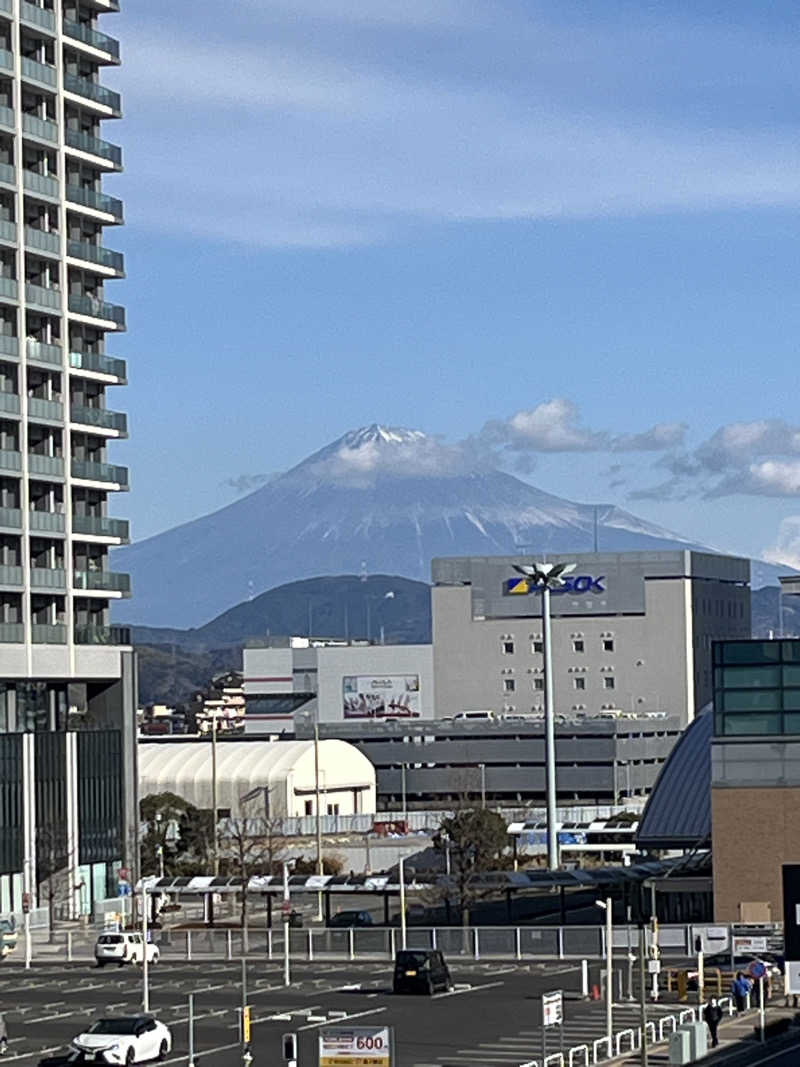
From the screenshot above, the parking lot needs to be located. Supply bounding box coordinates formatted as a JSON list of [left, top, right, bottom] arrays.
[[0, 956, 699, 1066]]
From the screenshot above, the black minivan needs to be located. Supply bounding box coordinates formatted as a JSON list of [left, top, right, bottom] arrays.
[[392, 950, 451, 995]]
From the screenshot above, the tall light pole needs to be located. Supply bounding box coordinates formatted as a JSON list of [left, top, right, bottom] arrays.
[[513, 561, 575, 869], [314, 720, 323, 922], [211, 713, 219, 876], [596, 897, 614, 1059]]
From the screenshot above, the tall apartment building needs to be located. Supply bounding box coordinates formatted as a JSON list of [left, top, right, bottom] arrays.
[[0, 0, 136, 917]]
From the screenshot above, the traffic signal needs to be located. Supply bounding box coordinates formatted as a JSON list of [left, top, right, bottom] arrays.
[[282, 1033, 297, 1060]]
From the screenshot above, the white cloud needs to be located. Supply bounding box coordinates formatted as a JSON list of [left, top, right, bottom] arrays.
[[764, 516, 800, 570]]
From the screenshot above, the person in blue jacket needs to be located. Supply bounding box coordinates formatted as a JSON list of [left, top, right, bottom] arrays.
[[732, 972, 751, 1013]]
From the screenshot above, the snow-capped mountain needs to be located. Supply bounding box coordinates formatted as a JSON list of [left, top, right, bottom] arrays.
[[113, 424, 768, 628]]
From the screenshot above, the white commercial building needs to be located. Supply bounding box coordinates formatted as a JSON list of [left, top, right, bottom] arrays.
[[138, 738, 377, 819]]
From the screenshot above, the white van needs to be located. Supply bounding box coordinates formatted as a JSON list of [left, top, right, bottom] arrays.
[[453, 710, 495, 722], [95, 931, 159, 967]]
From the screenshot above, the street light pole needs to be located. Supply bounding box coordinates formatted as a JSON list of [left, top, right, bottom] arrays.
[[141, 887, 150, 1012], [596, 897, 613, 1059], [314, 720, 323, 922], [401, 763, 407, 823], [211, 713, 219, 877], [542, 583, 558, 869], [399, 856, 407, 950], [479, 763, 486, 809]]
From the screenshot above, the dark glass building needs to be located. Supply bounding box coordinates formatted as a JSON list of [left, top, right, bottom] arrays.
[[713, 639, 800, 736]]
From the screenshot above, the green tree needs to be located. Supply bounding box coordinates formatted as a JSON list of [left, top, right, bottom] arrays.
[[139, 792, 192, 877], [433, 807, 509, 924]]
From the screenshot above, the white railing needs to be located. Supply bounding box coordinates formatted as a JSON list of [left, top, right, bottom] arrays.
[[658, 1015, 677, 1042], [592, 1037, 609, 1064], [543, 1055, 564, 1067], [615, 1029, 636, 1056], [568, 1046, 589, 1067]]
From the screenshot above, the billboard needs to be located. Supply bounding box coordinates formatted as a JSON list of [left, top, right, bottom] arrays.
[[343, 675, 420, 719]]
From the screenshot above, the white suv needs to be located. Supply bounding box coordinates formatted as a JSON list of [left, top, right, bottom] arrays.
[[95, 932, 159, 967]]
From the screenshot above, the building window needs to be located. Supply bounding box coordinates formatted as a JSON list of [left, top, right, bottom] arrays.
[[533, 678, 544, 691], [304, 800, 313, 816], [502, 640, 514, 655], [574, 677, 586, 690], [503, 678, 516, 693], [603, 676, 616, 690], [603, 638, 614, 652], [573, 639, 584, 653], [531, 641, 543, 654]]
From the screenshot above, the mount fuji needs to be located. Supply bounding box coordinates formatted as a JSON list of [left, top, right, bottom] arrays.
[[113, 424, 774, 628]]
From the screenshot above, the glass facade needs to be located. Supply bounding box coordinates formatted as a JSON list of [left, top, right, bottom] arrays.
[[713, 639, 800, 736]]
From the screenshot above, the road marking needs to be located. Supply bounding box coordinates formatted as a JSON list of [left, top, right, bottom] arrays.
[[433, 980, 505, 999], [0, 1045, 63, 1063], [295, 1007, 388, 1031]]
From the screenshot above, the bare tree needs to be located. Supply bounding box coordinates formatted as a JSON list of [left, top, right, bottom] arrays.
[[218, 802, 288, 948]]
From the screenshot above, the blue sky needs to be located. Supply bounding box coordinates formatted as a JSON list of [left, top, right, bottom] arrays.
[[104, 0, 800, 567]]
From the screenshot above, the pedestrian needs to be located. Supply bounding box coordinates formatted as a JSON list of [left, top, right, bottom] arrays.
[[704, 997, 723, 1047], [732, 971, 749, 1013], [0, 1010, 7, 1055]]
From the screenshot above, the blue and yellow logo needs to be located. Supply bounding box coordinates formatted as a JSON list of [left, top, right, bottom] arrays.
[[504, 577, 531, 595]]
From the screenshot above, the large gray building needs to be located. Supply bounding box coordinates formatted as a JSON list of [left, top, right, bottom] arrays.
[[432, 551, 750, 725]]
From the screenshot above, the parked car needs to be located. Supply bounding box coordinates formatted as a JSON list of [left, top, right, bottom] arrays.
[[392, 949, 451, 995], [71, 1016, 171, 1064], [94, 933, 159, 968], [328, 910, 375, 928]]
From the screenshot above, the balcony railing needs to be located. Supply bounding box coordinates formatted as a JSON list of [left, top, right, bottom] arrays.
[[0, 449, 21, 472], [30, 567, 65, 589], [69, 350, 126, 380], [63, 72, 121, 114], [0, 564, 22, 585], [20, 56, 57, 88], [0, 50, 12, 74], [28, 452, 64, 476], [62, 18, 120, 60], [71, 458, 128, 487], [0, 506, 21, 529], [65, 128, 122, 167], [74, 569, 130, 593], [0, 162, 14, 186], [21, 112, 58, 143], [68, 293, 125, 328], [0, 622, 24, 643], [0, 277, 18, 300], [28, 396, 63, 421], [25, 226, 60, 254], [0, 335, 18, 358], [75, 623, 130, 645], [67, 240, 124, 273], [0, 104, 13, 128], [66, 184, 123, 220], [23, 170, 59, 199], [26, 339, 61, 366], [26, 282, 61, 310], [70, 404, 127, 433], [0, 391, 19, 415], [32, 623, 66, 644], [72, 514, 129, 540], [20, 2, 55, 31], [29, 510, 64, 533]]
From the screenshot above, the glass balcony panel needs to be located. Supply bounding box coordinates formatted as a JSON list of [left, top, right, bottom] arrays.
[[26, 339, 61, 365], [20, 56, 57, 88], [30, 567, 65, 589], [0, 506, 21, 528], [65, 184, 123, 219], [69, 350, 125, 380], [25, 226, 60, 254], [0, 162, 14, 186], [70, 404, 126, 433], [0, 564, 22, 585], [74, 623, 130, 645], [62, 18, 120, 59], [28, 452, 64, 476], [0, 391, 19, 414], [65, 128, 122, 167], [0, 220, 17, 244], [32, 623, 66, 644], [0, 622, 24, 643], [20, 2, 55, 31], [23, 170, 59, 199], [74, 569, 129, 593], [0, 277, 18, 300], [29, 510, 64, 533], [28, 396, 63, 420], [68, 293, 125, 328], [72, 514, 129, 540], [71, 458, 128, 486], [63, 72, 120, 113], [0, 49, 12, 74], [67, 239, 124, 273], [0, 449, 21, 471], [0, 104, 14, 128], [21, 113, 58, 143], [0, 335, 18, 357], [25, 282, 60, 310]]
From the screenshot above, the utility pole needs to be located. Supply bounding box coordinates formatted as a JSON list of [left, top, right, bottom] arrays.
[[314, 720, 323, 922], [639, 924, 648, 1067], [211, 713, 219, 876], [141, 887, 150, 1012]]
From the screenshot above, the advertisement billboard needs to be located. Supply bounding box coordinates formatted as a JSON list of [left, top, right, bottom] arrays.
[[343, 675, 420, 719], [319, 1026, 392, 1067]]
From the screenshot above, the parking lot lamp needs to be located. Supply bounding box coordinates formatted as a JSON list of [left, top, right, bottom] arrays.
[[596, 897, 614, 1058]]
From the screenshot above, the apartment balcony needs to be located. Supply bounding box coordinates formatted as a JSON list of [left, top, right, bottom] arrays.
[[0, 277, 18, 300], [25, 227, 60, 255], [0, 335, 18, 359], [71, 458, 128, 488], [68, 293, 126, 329], [67, 239, 124, 275], [66, 184, 123, 220], [70, 403, 127, 435], [0, 391, 19, 415], [0, 50, 12, 74], [75, 623, 130, 645], [0, 564, 22, 586], [20, 1, 55, 32], [26, 339, 62, 367], [29, 510, 65, 534], [23, 169, 59, 200], [63, 18, 120, 61], [73, 568, 130, 594], [20, 56, 57, 89], [0, 162, 14, 188], [0, 104, 13, 130], [30, 567, 66, 590], [21, 112, 58, 144], [65, 128, 122, 169], [72, 513, 129, 541], [0, 622, 24, 643], [28, 395, 63, 421], [63, 72, 121, 116], [26, 282, 61, 312], [69, 350, 126, 382], [0, 221, 15, 249], [32, 623, 66, 644], [0, 449, 21, 473], [0, 506, 21, 529], [28, 453, 64, 477]]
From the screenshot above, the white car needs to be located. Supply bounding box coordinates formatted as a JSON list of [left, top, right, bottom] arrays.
[[72, 1015, 172, 1064], [95, 933, 159, 967]]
